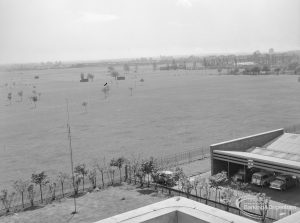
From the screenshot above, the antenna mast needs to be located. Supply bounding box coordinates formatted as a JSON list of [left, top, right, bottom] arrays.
[[66, 99, 77, 214]]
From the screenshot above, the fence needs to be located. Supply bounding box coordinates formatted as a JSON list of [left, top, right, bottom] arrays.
[[143, 182, 297, 223], [157, 147, 210, 168], [0, 147, 210, 216]]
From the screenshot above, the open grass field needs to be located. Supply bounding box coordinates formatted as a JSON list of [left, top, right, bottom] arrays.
[[0, 184, 167, 223], [1, 66, 300, 188]]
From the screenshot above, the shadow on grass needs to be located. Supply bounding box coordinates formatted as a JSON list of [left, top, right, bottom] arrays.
[[24, 205, 44, 212], [137, 188, 157, 195], [68, 192, 86, 199]]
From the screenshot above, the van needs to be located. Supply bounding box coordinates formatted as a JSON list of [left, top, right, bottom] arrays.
[[251, 172, 275, 186]]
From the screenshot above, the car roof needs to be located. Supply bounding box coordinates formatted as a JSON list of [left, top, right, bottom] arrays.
[[253, 172, 272, 176]]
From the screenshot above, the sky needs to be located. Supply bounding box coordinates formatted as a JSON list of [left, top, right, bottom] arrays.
[[0, 0, 299, 64]]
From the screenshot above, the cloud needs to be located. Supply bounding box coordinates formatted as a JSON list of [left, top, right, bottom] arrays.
[[176, 0, 192, 8], [79, 12, 119, 23]]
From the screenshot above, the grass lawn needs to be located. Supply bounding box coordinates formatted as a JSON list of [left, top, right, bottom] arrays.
[[0, 184, 167, 223], [1, 66, 300, 188]]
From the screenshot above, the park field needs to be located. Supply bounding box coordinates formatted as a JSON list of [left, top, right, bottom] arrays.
[[1, 66, 300, 187]]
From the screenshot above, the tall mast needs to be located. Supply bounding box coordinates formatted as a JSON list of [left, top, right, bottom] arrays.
[[66, 99, 77, 214]]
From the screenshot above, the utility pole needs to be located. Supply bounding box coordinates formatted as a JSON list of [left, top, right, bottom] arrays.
[[66, 99, 77, 214]]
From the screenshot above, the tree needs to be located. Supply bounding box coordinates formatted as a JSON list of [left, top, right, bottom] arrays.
[[251, 66, 261, 75], [17, 90, 23, 102], [218, 68, 222, 74], [30, 95, 38, 108], [102, 86, 110, 99], [57, 172, 69, 197], [7, 92, 12, 105], [209, 171, 228, 206], [74, 174, 82, 195], [74, 164, 88, 191], [80, 73, 85, 80], [88, 169, 97, 189], [193, 61, 197, 70], [153, 62, 157, 71], [136, 167, 145, 187], [256, 193, 270, 223], [13, 179, 29, 209], [0, 190, 15, 213], [262, 65, 270, 73], [179, 176, 193, 198], [87, 73, 94, 81], [110, 71, 119, 80], [131, 157, 140, 185], [96, 157, 107, 188], [48, 181, 57, 201], [274, 67, 281, 75], [82, 101, 88, 113], [27, 184, 35, 207], [107, 66, 115, 73], [31, 171, 49, 203], [221, 187, 234, 211], [141, 158, 156, 187], [129, 87, 133, 96], [116, 157, 126, 182], [123, 64, 130, 73], [191, 177, 200, 196]]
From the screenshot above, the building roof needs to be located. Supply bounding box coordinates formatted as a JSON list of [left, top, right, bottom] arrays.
[[246, 133, 300, 162], [216, 150, 300, 170], [95, 197, 256, 223]]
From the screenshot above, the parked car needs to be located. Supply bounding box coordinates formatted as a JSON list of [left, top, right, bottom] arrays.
[[269, 175, 296, 191], [154, 171, 175, 187], [251, 171, 275, 186], [233, 168, 258, 182]]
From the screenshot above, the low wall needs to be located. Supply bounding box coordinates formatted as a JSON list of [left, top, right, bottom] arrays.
[[210, 129, 284, 175]]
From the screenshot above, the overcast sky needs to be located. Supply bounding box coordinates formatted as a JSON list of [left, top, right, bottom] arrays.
[[0, 0, 299, 64]]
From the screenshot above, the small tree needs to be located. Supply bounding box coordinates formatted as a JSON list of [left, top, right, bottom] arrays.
[[82, 101, 88, 113], [111, 71, 119, 80], [129, 87, 133, 96], [18, 90, 23, 102], [221, 187, 235, 211], [256, 193, 270, 223], [109, 159, 119, 185], [107, 66, 114, 73], [30, 95, 38, 108], [131, 158, 140, 185], [209, 171, 228, 206], [136, 167, 145, 187], [153, 62, 157, 71], [74, 174, 82, 195], [141, 158, 156, 187], [116, 157, 126, 183], [31, 171, 49, 203], [27, 184, 35, 207], [57, 172, 69, 197], [102, 86, 110, 99], [48, 181, 57, 201], [192, 177, 200, 196], [96, 157, 107, 188], [74, 164, 88, 191], [179, 176, 193, 198], [0, 190, 15, 213], [7, 92, 12, 105], [108, 166, 116, 185], [87, 73, 94, 81], [88, 169, 97, 189], [13, 179, 29, 209], [123, 64, 130, 73]]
